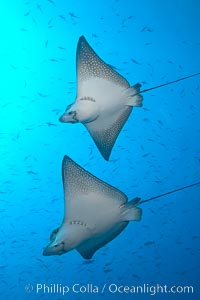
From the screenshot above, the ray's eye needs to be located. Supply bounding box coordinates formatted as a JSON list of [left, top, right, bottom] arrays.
[[54, 241, 64, 248]]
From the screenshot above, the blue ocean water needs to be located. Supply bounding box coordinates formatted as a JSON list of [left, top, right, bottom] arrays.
[[0, 0, 200, 299]]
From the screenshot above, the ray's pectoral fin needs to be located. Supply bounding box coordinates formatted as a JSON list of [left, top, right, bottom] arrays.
[[76, 199, 142, 259], [77, 222, 128, 259], [84, 107, 133, 160]]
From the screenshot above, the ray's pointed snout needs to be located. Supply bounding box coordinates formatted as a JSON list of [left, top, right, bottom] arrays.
[[42, 243, 65, 256], [59, 112, 72, 123], [59, 110, 78, 124], [42, 246, 51, 256], [59, 113, 66, 123]]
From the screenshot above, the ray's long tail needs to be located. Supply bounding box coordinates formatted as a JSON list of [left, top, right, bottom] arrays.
[[140, 72, 200, 94], [139, 181, 200, 205]]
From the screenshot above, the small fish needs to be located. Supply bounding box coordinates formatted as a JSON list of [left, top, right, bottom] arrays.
[[20, 28, 28, 32], [10, 64, 17, 70], [69, 12, 79, 18], [27, 170, 37, 175], [59, 15, 67, 21], [141, 26, 154, 32], [24, 11, 31, 16], [36, 4, 43, 12], [131, 58, 141, 65], [103, 269, 112, 273], [144, 241, 155, 246], [38, 92, 48, 98], [92, 33, 99, 38], [58, 46, 66, 50], [46, 122, 57, 127], [49, 58, 58, 62], [142, 153, 150, 158], [158, 120, 163, 125], [48, 18, 53, 25], [47, 0, 56, 5]]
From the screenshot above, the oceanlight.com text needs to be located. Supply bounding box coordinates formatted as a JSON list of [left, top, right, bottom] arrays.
[[25, 283, 194, 296]]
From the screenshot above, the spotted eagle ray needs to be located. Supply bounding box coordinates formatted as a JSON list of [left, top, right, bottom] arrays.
[[59, 35, 200, 160], [43, 155, 200, 259]]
